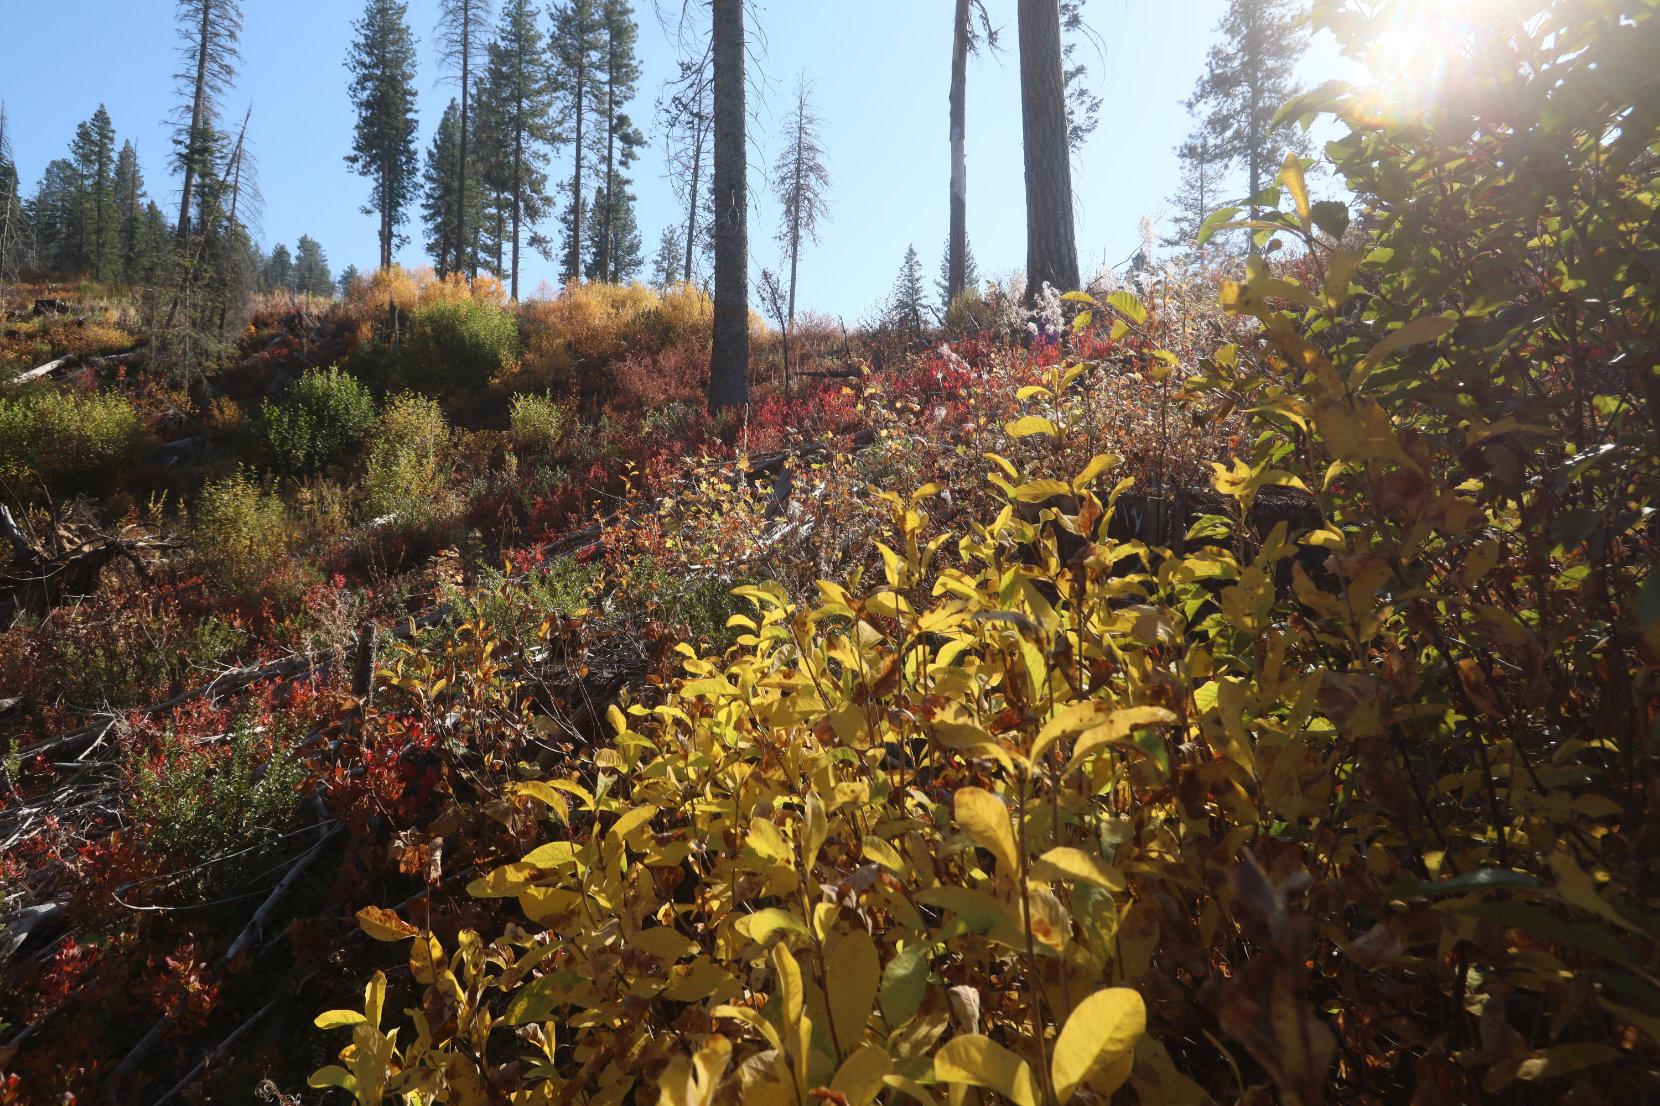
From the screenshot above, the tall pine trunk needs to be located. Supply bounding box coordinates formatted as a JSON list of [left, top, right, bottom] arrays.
[[601, 42, 617, 282], [458, 5, 472, 280], [707, 0, 749, 413], [511, 126, 523, 299], [178, 0, 214, 239], [947, 0, 969, 303], [1017, 0, 1079, 298], [783, 124, 803, 397], [683, 113, 703, 286], [569, 58, 586, 285]]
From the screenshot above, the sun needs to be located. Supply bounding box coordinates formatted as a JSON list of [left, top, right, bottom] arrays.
[[1351, 0, 1523, 118]]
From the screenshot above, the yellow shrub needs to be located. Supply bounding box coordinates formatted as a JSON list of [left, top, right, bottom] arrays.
[[508, 281, 715, 394]]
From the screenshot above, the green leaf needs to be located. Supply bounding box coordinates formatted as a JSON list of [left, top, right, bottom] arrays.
[[1106, 290, 1147, 327], [1311, 200, 1350, 239], [880, 941, 934, 1027]]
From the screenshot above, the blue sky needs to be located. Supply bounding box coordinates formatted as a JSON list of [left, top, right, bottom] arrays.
[[0, 1, 1348, 319]]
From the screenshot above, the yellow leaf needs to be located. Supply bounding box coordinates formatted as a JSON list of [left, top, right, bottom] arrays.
[[773, 941, 805, 1028], [1072, 453, 1120, 492], [1013, 479, 1073, 504], [831, 1044, 893, 1106], [1032, 847, 1125, 891], [933, 1034, 1039, 1106], [736, 907, 809, 944], [609, 804, 659, 843], [314, 1009, 367, 1030], [1006, 415, 1060, 439], [363, 970, 386, 1031], [1050, 988, 1146, 1101], [862, 836, 907, 874], [1032, 700, 1116, 762], [307, 1065, 358, 1091], [512, 781, 571, 822], [827, 931, 880, 1050], [954, 788, 1021, 880], [747, 817, 793, 865], [1282, 151, 1310, 225], [1065, 707, 1178, 771], [356, 905, 419, 943]]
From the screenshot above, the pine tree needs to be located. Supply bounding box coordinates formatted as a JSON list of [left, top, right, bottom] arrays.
[[28, 160, 80, 274], [1018, 0, 1080, 298], [346, 0, 421, 271], [707, 0, 749, 412], [294, 235, 333, 297], [887, 245, 928, 334], [583, 177, 641, 283], [338, 264, 365, 298], [650, 225, 685, 289], [550, 0, 605, 284], [937, 236, 980, 310], [771, 75, 831, 391], [69, 106, 120, 280], [0, 105, 32, 291], [1164, 133, 1229, 254], [435, 0, 493, 280], [481, 0, 559, 298], [1185, 0, 1309, 231], [421, 99, 480, 276], [263, 243, 294, 292], [592, 0, 644, 284], [173, 0, 244, 240], [112, 141, 149, 284]]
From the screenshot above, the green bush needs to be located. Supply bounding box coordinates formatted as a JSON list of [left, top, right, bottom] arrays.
[[508, 391, 571, 456], [55, 607, 241, 710], [361, 393, 452, 521], [194, 470, 291, 590], [0, 390, 149, 497], [253, 367, 376, 475], [129, 720, 306, 897], [399, 298, 520, 396]]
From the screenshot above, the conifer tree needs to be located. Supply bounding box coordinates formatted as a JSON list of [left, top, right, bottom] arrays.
[[706, 0, 749, 412], [0, 105, 32, 291], [650, 225, 684, 289], [550, 0, 605, 284], [421, 99, 479, 276], [1164, 133, 1229, 254], [887, 244, 928, 334], [70, 106, 119, 280], [28, 160, 80, 274], [112, 141, 149, 283], [338, 264, 365, 298], [173, 0, 244, 240], [294, 235, 334, 297], [1184, 0, 1309, 228], [346, 0, 421, 271], [937, 236, 980, 310], [435, 0, 493, 279], [592, 0, 644, 284], [481, 0, 559, 298], [771, 75, 831, 389], [583, 177, 642, 282], [263, 242, 294, 292]]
